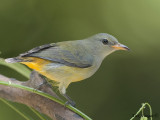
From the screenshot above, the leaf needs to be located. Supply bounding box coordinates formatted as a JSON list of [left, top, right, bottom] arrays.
[[0, 58, 31, 78]]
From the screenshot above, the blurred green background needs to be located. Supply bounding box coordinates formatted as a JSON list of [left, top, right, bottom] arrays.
[[0, 0, 160, 120]]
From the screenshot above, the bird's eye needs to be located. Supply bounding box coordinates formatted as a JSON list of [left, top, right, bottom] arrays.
[[102, 38, 109, 45]]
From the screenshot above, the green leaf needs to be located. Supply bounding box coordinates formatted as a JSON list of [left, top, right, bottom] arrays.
[[0, 98, 31, 120], [0, 58, 31, 78]]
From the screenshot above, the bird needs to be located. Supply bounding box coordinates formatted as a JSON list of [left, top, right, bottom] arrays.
[[5, 33, 129, 106]]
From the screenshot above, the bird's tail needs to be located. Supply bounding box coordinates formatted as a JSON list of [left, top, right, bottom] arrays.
[[5, 57, 24, 63]]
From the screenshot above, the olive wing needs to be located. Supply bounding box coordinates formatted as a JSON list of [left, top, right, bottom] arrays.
[[21, 43, 93, 68]]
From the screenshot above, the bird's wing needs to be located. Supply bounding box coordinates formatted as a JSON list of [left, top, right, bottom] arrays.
[[20, 42, 93, 68]]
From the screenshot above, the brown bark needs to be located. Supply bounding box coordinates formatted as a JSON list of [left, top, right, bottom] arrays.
[[0, 71, 84, 120]]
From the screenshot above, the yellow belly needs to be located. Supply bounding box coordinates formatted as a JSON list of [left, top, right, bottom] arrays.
[[41, 66, 85, 82]]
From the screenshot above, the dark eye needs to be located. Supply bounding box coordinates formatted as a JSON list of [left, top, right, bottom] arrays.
[[102, 38, 109, 45]]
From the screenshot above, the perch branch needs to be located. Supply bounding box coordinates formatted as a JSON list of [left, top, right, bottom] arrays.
[[0, 71, 85, 120]]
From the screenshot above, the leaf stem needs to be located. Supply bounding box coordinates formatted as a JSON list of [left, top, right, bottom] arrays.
[[130, 103, 152, 120]]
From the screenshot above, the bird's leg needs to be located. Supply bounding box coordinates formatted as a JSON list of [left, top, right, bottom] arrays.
[[62, 93, 76, 107], [35, 75, 50, 90], [29, 71, 52, 90], [59, 82, 76, 107]]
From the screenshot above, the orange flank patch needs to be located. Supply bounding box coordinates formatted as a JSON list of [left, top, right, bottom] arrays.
[[21, 57, 51, 71], [21, 57, 86, 83]]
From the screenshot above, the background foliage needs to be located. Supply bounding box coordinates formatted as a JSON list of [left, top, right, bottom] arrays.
[[0, 0, 160, 119]]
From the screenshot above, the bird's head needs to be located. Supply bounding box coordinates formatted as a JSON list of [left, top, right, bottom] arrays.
[[86, 33, 129, 58]]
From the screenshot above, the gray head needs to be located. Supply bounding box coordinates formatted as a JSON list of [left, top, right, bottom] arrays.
[[84, 33, 129, 58]]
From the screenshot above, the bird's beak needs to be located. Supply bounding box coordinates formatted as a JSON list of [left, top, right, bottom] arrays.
[[112, 44, 130, 51]]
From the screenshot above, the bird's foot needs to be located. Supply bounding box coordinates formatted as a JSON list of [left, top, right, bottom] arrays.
[[62, 93, 76, 107], [65, 100, 76, 107]]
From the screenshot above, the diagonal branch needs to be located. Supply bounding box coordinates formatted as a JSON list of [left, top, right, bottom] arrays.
[[0, 71, 85, 120]]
